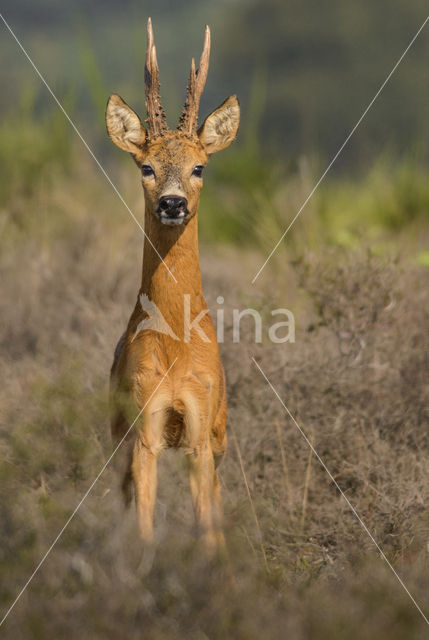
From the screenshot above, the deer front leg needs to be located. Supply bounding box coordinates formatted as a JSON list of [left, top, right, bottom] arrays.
[[184, 389, 227, 554], [132, 400, 167, 543], [187, 436, 217, 553], [212, 466, 226, 552], [132, 436, 158, 543]]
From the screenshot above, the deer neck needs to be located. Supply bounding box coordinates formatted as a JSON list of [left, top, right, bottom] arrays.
[[140, 204, 204, 318]]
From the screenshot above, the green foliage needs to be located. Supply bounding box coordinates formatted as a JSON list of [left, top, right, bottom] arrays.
[[1, 88, 428, 260], [200, 147, 429, 258], [317, 154, 429, 247], [0, 88, 73, 208], [77, 27, 110, 122]]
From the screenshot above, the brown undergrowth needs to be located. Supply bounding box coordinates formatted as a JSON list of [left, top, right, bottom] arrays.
[[0, 166, 428, 639]]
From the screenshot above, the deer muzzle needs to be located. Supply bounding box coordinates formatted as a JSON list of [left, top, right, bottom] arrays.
[[156, 196, 189, 226]]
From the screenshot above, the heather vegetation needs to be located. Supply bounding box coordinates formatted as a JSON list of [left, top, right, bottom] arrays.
[[1, 2, 429, 638]]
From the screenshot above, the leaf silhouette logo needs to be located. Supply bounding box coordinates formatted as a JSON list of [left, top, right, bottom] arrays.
[[131, 294, 179, 341]]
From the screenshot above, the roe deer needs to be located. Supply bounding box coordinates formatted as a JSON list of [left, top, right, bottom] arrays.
[[106, 18, 240, 553]]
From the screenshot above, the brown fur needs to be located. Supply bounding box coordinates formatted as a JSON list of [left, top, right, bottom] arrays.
[[106, 25, 239, 553]]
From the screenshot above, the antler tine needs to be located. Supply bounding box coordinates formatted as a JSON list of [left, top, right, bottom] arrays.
[[178, 25, 211, 137], [144, 17, 168, 139], [195, 25, 211, 104]]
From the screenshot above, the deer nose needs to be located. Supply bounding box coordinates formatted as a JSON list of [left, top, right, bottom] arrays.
[[158, 196, 188, 216]]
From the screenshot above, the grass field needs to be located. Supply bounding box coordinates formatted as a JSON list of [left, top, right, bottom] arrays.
[[0, 120, 429, 639]]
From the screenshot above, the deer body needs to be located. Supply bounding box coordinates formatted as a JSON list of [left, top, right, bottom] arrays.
[[106, 21, 239, 551]]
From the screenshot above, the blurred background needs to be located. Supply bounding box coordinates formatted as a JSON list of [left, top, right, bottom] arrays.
[[1, 3, 429, 639], [1, 0, 429, 250], [2, 0, 429, 159]]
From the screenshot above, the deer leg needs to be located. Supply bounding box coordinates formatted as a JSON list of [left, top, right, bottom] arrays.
[[210, 433, 227, 546], [132, 402, 167, 543], [184, 391, 227, 554], [132, 437, 158, 542], [212, 466, 227, 551], [110, 412, 135, 507], [120, 441, 134, 507], [187, 437, 217, 553]]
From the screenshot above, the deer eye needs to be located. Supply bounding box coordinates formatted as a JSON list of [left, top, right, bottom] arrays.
[[192, 165, 204, 178], [142, 165, 154, 178]]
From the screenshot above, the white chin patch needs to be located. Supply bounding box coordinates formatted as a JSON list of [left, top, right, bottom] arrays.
[[159, 212, 186, 226]]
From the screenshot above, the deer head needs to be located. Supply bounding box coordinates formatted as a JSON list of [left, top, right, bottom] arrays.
[[106, 18, 240, 227]]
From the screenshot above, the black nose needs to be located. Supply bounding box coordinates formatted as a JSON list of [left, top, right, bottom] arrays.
[[158, 196, 188, 216]]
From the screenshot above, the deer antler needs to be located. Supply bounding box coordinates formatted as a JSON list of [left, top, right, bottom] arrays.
[[177, 25, 211, 138], [145, 17, 168, 139]]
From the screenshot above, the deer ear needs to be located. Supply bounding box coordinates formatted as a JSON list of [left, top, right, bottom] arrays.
[[106, 94, 146, 153], [198, 95, 240, 154]]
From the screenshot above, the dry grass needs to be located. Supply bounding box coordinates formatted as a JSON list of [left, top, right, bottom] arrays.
[[0, 164, 428, 639]]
